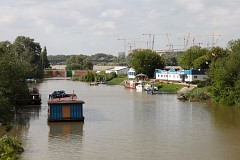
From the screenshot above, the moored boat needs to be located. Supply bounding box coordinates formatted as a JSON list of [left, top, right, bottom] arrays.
[[47, 90, 85, 122], [28, 87, 41, 105], [124, 80, 138, 89], [136, 84, 144, 92]]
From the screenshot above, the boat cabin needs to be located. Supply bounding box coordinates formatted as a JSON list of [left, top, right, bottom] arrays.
[[48, 90, 85, 122]]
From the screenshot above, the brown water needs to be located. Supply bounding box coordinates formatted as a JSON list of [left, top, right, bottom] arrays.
[[1, 80, 240, 160]]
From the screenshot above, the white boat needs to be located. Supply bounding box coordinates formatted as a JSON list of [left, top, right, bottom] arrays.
[[136, 84, 144, 92], [144, 84, 151, 91], [144, 84, 158, 91]]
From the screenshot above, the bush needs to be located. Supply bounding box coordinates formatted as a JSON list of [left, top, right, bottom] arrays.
[[81, 71, 95, 82], [183, 88, 210, 101], [0, 135, 24, 160], [191, 80, 210, 88], [106, 72, 117, 81]]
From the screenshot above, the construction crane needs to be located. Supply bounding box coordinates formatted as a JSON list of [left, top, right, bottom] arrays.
[[142, 33, 172, 51], [127, 42, 134, 51], [212, 33, 221, 47], [142, 33, 152, 50], [183, 33, 221, 49], [165, 33, 173, 52]]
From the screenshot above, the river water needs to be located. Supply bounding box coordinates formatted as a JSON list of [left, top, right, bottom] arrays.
[[1, 79, 240, 160]]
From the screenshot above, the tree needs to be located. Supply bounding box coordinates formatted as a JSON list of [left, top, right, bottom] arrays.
[[12, 36, 44, 78], [91, 53, 117, 64], [161, 52, 182, 66], [40, 46, 50, 68], [128, 49, 165, 77], [0, 43, 29, 129], [178, 46, 209, 69], [66, 55, 93, 70], [208, 39, 240, 105]]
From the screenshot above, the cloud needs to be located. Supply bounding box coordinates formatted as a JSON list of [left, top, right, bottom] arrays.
[[0, 0, 240, 54], [100, 9, 124, 18]]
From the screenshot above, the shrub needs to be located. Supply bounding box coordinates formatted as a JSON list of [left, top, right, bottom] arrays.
[[0, 135, 24, 160], [183, 88, 210, 101]]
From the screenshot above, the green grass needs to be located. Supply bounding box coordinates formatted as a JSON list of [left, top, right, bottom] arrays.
[[154, 82, 183, 93], [107, 77, 126, 85]]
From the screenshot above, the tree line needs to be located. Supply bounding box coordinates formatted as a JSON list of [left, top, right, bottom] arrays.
[[48, 53, 127, 68], [0, 36, 49, 129]]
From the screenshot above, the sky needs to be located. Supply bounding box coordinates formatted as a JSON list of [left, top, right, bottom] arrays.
[[0, 0, 240, 56]]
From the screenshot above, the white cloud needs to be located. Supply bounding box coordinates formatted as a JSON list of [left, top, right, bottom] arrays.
[[0, 0, 239, 54], [100, 9, 124, 18], [187, 2, 204, 12]]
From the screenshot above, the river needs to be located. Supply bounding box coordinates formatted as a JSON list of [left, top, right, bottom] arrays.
[[1, 79, 240, 160]]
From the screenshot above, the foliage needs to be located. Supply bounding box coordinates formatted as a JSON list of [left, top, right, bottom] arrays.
[[48, 53, 126, 66], [178, 46, 226, 70], [182, 88, 210, 101], [106, 72, 117, 81], [81, 71, 95, 82], [91, 53, 118, 64], [191, 80, 210, 88], [0, 135, 24, 160], [40, 46, 50, 69], [95, 72, 106, 82], [0, 39, 29, 131], [12, 36, 44, 78], [178, 46, 209, 69], [48, 55, 70, 65], [208, 40, 240, 105], [161, 52, 182, 66], [66, 55, 93, 70], [128, 49, 165, 77]]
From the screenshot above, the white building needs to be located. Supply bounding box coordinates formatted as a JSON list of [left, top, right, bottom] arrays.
[[127, 68, 136, 79], [51, 65, 66, 70], [105, 66, 128, 75], [155, 68, 208, 82]]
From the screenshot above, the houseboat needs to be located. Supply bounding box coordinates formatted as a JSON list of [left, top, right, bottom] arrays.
[[28, 87, 41, 105], [47, 90, 85, 122], [124, 80, 139, 89]]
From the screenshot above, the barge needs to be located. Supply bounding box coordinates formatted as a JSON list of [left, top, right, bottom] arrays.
[[47, 90, 85, 122], [28, 87, 41, 105]]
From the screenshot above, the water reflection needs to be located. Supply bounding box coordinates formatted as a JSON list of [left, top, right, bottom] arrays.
[[48, 122, 83, 138], [15, 105, 41, 124], [208, 103, 240, 127], [0, 105, 41, 137], [48, 122, 84, 159]]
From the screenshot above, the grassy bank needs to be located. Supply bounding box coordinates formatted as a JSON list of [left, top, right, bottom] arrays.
[[181, 87, 210, 101], [106, 77, 126, 85], [154, 82, 183, 93]]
